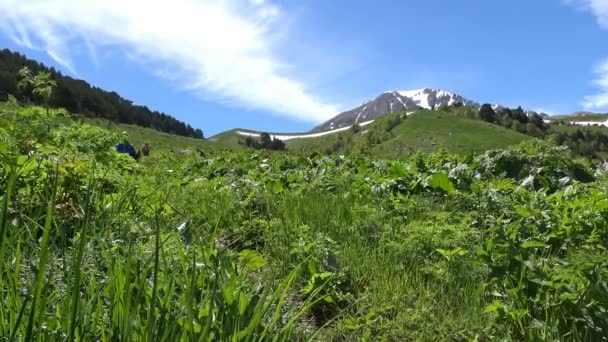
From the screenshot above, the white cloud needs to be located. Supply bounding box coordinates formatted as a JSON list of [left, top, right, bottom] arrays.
[[567, 0, 608, 109], [568, 0, 608, 28], [0, 0, 338, 122], [583, 59, 608, 109]]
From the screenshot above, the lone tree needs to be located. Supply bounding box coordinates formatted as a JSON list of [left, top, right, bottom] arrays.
[[479, 103, 497, 123], [270, 137, 286, 150], [244, 132, 286, 150], [260, 132, 272, 148]]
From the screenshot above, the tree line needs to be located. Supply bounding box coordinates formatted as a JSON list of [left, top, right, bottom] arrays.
[[0, 49, 204, 139], [474, 103, 608, 159], [241, 132, 286, 150]]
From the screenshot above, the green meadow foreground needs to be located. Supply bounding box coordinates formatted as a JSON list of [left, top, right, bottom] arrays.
[[1, 102, 608, 341]]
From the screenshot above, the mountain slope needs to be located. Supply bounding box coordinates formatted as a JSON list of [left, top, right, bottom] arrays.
[[398, 88, 479, 110], [245, 110, 530, 157], [369, 110, 527, 157], [548, 112, 608, 126], [312, 92, 418, 132], [0, 48, 203, 138], [312, 88, 478, 132]]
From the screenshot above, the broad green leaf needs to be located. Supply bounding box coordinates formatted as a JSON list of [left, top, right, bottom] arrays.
[[239, 292, 250, 315], [476, 247, 489, 257], [16, 155, 28, 166], [389, 163, 407, 178], [287, 173, 301, 183], [515, 206, 537, 218], [307, 261, 318, 276], [265, 179, 283, 193], [484, 300, 504, 314], [521, 240, 546, 248], [428, 173, 455, 193], [239, 250, 267, 270]]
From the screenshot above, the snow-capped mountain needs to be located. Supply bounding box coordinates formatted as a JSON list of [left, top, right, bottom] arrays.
[[397, 88, 478, 110], [312, 88, 478, 132]]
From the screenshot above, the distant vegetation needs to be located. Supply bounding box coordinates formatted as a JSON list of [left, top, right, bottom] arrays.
[[470, 103, 608, 159], [288, 109, 530, 157], [1, 76, 608, 340], [242, 132, 286, 150], [435, 102, 608, 159], [0, 49, 204, 138], [1, 98, 607, 339]]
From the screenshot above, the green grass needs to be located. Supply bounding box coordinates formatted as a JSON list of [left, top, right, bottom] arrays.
[[0, 100, 233, 155], [78, 116, 233, 154], [288, 110, 529, 157], [2, 102, 607, 340], [207, 128, 248, 148], [551, 112, 608, 122], [373, 110, 528, 156], [208, 128, 316, 149]]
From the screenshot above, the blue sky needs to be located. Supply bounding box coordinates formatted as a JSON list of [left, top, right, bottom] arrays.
[[1, 0, 608, 136]]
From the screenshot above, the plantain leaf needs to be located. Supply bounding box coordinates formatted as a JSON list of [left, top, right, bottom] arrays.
[[239, 250, 268, 270], [428, 173, 455, 193]]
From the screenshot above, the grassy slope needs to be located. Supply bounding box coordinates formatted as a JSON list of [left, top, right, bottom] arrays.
[[79, 117, 225, 153], [5, 100, 529, 157], [0, 100, 226, 154], [547, 123, 608, 159], [288, 110, 529, 157], [3, 102, 606, 340], [207, 128, 245, 148], [551, 112, 608, 122], [208, 127, 327, 148], [373, 111, 529, 156]]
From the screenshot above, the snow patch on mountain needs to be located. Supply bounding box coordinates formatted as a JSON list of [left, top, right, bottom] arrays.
[[312, 88, 478, 132], [397, 88, 478, 109], [571, 120, 608, 127], [237, 120, 376, 141]]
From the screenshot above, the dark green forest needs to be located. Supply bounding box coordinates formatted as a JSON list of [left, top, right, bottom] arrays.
[[0, 49, 204, 139]]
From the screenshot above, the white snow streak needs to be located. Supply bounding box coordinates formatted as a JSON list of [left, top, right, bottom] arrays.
[[236, 120, 375, 141]]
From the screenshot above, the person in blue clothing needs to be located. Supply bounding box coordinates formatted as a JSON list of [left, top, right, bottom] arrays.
[[115, 140, 139, 160]]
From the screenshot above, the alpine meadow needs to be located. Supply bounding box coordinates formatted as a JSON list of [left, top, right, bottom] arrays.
[[2, 1, 608, 341]]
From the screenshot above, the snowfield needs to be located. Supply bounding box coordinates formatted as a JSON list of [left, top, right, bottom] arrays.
[[544, 119, 608, 127], [236, 120, 375, 141], [571, 120, 608, 127], [398, 89, 431, 109], [236, 111, 417, 141]]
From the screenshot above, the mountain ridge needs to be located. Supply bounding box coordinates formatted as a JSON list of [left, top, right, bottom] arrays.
[[312, 88, 478, 132]]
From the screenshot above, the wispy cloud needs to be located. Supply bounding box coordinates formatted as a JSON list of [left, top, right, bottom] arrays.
[[583, 59, 608, 109], [0, 0, 338, 122], [567, 0, 608, 28], [566, 0, 608, 109]]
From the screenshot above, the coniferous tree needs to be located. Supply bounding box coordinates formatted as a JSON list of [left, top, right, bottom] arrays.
[[260, 132, 272, 148], [479, 103, 497, 123], [0, 48, 204, 138]]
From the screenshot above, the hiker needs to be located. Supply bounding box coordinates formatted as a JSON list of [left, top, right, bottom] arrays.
[[142, 143, 151, 157], [115, 141, 138, 160]]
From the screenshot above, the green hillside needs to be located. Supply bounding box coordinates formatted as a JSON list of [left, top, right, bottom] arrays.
[[208, 127, 314, 148], [0, 49, 203, 138], [78, 116, 228, 153], [552, 112, 608, 122], [0, 100, 228, 154], [288, 110, 530, 157], [208, 128, 250, 147], [2, 100, 607, 340]]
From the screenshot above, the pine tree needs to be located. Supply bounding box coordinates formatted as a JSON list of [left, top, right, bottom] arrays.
[[479, 103, 497, 123]]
